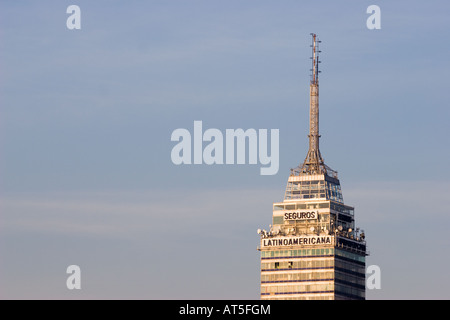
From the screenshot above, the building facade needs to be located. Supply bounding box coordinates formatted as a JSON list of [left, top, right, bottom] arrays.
[[258, 34, 367, 300]]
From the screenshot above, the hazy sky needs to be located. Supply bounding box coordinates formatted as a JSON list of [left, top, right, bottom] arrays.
[[1, 1, 450, 299]]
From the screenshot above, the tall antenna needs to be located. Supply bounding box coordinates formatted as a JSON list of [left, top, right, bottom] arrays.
[[290, 33, 337, 178], [300, 33, 327, 175]]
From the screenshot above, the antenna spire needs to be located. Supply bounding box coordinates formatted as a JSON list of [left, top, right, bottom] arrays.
[[291, 33, 337, 178], [299, 34, 327, 175]]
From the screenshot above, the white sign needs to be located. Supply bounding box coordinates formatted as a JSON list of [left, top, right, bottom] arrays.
[[261, 235, 333, 248], [283, 210, 317, 221]]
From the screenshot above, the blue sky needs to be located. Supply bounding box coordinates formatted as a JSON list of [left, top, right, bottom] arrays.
[[1, 1, 450, 299]]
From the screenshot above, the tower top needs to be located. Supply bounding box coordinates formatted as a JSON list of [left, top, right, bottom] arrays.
[[292, 34, 337, 179]]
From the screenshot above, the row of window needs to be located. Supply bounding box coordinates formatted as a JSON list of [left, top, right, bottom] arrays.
[[335, 271, 365, 287], [285, 193, 343, 202], [274, 202, 330, 211], [261, 262, 365, 279], [273, 202, 353, 214], [285, 194, 327, 200], [261, 271, 334, 283], [287, 180, 326, 186], [261, 286, 364, 298], [335, 284, 365, 298], [286, 187, 341, 195], [285, 180, 341, 189], [330, 203, 354, 215], [285, 181, 343, 201], [273, 214, 330, 226], [261, 258, 334, 271], [336, 249, 366, 263], [261, 283, 334, 294], [261, 248, 334, 259], [261, 272, 366, 288], [287, 184, 325, 191], [335, 259, 366, 275]]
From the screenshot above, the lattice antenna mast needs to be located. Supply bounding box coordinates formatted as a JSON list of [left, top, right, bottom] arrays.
[[311, 33, 320, 85], [302, 33, 325, 174]]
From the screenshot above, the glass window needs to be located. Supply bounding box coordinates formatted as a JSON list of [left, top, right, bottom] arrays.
[[273, 215, 284, 225]]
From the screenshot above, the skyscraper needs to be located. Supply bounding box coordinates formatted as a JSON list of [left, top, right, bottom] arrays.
[[258, 34, 368, 300]]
